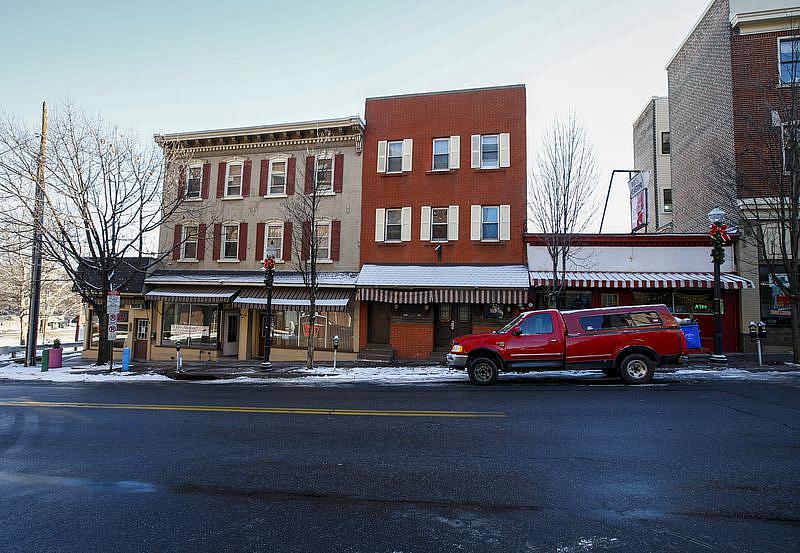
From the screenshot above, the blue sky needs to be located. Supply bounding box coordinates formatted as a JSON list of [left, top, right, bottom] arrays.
[[1, 0, 704, 232]]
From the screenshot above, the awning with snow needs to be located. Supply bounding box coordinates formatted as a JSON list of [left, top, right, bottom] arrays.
[[233, 287, 353, 312], [357, 288, 527, 304], [144, 286, 240, 303], [529, 271, 754, 290]]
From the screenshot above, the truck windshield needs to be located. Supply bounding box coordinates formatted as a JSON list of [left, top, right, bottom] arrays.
[[497, 313, 526, 334]]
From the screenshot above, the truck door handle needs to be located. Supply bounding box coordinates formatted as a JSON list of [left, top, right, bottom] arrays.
[[549, 339, 558, 343]]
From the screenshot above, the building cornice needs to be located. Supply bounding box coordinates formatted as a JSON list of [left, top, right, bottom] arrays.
[[731, 7, 800, 31]]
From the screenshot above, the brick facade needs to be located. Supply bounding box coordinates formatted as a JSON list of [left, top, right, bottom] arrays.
[[389, 321, 434, 360], [633, 97, 672, 232]]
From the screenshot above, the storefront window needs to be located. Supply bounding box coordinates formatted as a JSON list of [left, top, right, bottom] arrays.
[[673, 291, 721, 316], [559, 291, 592, 310], [265, 310, 354, 352], [761, 269, 790, 326], [632, 291, 672, 310], [89, 310, 128, 348], [161, 303, 219, 347]]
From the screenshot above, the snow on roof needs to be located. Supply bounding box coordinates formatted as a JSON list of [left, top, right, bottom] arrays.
[[145, 270, 358, 288], [356, 264, 530, 289]]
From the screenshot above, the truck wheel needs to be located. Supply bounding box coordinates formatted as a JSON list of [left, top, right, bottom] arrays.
[[468, 357, 498, 386], [618, 354, 655, 384]]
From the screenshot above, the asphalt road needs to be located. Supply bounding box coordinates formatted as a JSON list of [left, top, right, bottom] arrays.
[[0, 378, 798, 552]]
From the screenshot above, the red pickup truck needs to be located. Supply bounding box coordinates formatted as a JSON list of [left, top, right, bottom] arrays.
[[447, 304, 687, 385]]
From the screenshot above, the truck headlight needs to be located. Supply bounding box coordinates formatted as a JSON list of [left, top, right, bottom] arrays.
[[450, 344, 463, 353]]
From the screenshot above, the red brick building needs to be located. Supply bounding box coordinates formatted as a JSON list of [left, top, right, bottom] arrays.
[[356, 85, 529, 361]]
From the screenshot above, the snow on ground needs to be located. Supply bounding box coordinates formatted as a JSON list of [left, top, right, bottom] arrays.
[[199, 365, 467, 385], [0, 364, 172, 383]]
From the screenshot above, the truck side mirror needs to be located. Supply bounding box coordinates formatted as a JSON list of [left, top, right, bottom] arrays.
[[510, 327, 521, 337]]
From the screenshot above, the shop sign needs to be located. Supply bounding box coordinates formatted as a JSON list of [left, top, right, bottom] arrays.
[[628, 171, 650, 232], [769, 273, 791, 317]]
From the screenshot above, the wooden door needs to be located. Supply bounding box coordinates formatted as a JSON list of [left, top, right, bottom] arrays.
[[133, 319, 149, 360], [367, 303, 390, 344]]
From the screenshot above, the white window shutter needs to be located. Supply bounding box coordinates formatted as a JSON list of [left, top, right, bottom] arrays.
[[400, 206, 412, 241], [447, 205, 459, 241], [499, 204, 511, 240], [470, 135, 481, 168], [449, 136, 460, 169], [499, 133, 510, 168], [401, 139, 413, 172], [374, 208, 385, 242], [470, 205, 481, 240], [377, 141, 387, 173], [420, 206, 431, 241]]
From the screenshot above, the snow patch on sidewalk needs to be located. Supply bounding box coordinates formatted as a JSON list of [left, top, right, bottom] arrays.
[[200, 365, 468, 386], [0, 364, 172, 383]]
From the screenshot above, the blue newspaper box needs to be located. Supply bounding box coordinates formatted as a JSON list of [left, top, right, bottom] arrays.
[[681, 323, 702, 350]]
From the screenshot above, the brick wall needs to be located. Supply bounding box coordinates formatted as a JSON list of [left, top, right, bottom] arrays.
[[633, 100, 657, 232], [390, 321, 433, 360]]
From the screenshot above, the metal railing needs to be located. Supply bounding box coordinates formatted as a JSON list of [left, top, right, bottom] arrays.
[[0, 341, 82, 359]]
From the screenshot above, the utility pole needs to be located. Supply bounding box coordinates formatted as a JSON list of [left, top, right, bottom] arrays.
[[25, 101, 47, 367]]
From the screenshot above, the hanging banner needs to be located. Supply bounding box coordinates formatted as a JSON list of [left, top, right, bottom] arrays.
[[628, 171, 650, 232], [769, 273, 790, 317]]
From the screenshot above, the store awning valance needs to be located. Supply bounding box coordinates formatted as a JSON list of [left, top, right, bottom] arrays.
[[529, 271, 754, 290], [144, 286, 240, 303], [357, 288, 527, 304], [233, 287, 352, 312]]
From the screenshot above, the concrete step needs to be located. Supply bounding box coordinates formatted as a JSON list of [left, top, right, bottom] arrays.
[[358, 344, 395, 363]]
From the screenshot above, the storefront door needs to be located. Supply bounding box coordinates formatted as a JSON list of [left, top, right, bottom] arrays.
[[435, 304, 471, 348], [222, 312, 239, 356], [133, 319, 148, 360], [368, 303, 390, 344]]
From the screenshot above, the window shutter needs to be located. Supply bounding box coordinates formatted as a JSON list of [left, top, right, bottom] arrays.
[[401, 139, 413, 172], [238, 222, 248, 260], [304, 156, 315, 194], [283, 221, 292, 261], [331, 220, 341, 261], [449, 136, 460, 169], [259, 159, 269, 196], [255, 222, 265, 261], [400, 206, 412, 242], [448, 205, 459, 241], [420, 206, 431, 241], [213, 223, 222, 260], [333, 153, 344, 193], [178, 166, 185, 201], [242, 160, 252, 197], [470, 135, 481, 168], [470, 205, 481, 240], [216, 163, 226, 198], [286, 157, 296, 195], [376, 140, 387, 173], [374, 208, 385, 242], [197, 223, 206, 260], [172, 224, 182, 260], [499, 133, 510, 168], [301, 221, 311, 260], [201, 163, 211, 199], [499, 205, 511, 240]]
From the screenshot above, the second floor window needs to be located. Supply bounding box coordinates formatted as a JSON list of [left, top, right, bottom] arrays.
[[316, 157, 333, 193], [182, 225, 198, 260], [225, 162, 243, 197], [385, 208, 402, 242], [431, 207, 449, 241], [661, 132, 671, 155], [433, 138, 449, 171], [186, 166, 202, 199], [481, 206, 499, 241], [315, 222, 331, 260], [663, 188, 673, 213], [387, 141, 403, 173], [780, 38, 800, 84], [266, 223, 283, 260], [222, 224, 239, 259], [481, 135, 499, 168], [269, 159, 286, 196]]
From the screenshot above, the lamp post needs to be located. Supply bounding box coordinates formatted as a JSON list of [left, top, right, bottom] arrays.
[[262, 245, 278, 368], [708, 207, 728, 364]]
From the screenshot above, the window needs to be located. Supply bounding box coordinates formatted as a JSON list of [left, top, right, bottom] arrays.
[[385, 208, 402, 242], [186, 165, 202, 199], [481, 206, 499, 241], [433, 138, 449, 170], [315, 157, 333, 193], [225, 162, 242, 197], [560, 291, 592, 310], [265, 223, 283, 260], [161, 303, 219, 347], [780, 37, 800, 84], [315, 221, 331, 260], [268, 159, 286, 196], [431, 207, 449, 241], [222, 224, 239, 260], [601, 293, 619, 308], [481, 134, 499, 169], [136, 319, 149, 341], [181, 225, 198, 260], [661, 132, 671, 155], [263, 310, 354, 351], [519, 313, 554, 335], [663, 188, 673, 213], [387, 141, 403, 173], [89, 310, 128, 349], [579, 311, 663, 331]]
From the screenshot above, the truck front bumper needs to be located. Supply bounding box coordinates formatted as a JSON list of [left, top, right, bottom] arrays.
[[446, 353, 468, 368]]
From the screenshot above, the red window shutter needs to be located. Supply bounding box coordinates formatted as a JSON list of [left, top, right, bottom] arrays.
[[238, 222, 248, 260], [216, 163, 226, 198], [242, 160, 252, 197], [283, 221, 293, 261], [197, 223, 207, 261], [301, 221, 311, 260], [331, 220, 341, 261], [178, 166, 185, 201], [304, 156, 315, 194], [333, 154, 344, 193], [201, 163, 211, 199], [255, 222, 265, 261], [286, 157, 296, 195], [172, 224, 182, 260], [212, 223, 222, 260], [259, 159, 269, 196]]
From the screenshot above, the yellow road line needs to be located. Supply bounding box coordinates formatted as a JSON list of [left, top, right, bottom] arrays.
[[0, 400, 505, 418]]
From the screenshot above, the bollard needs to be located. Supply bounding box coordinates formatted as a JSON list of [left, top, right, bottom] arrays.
[[41, 349, 49, 372], [122, 347, 131, 372]]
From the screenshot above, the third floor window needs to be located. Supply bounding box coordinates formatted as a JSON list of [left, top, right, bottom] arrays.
[[269, 159, 286, 196], [225, 162, 243, 197], [186, 165, 202, 199], [780, 38, 800, 85], [387, 141, 403, 173]]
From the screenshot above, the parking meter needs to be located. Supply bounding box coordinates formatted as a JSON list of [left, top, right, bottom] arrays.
[[332, 335, 340, 369], [758, 321, 767, 339], [749, 321, 766, 367], [748, 321, 758, 342], [176, 341, 183, 372]]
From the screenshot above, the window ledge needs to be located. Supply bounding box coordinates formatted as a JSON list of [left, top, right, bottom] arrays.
[[177, 259, 198, 263], [777, 82, 800, 89], [473, 167, 506, 172], [183, 197, 203, 202], [377, 241, 406, 246], [474, 240, 505, 245], [265, 194, 288, 199], [316, 259, 334, 264], [379, 172, 407, 178], [426, 169, 457, 175], [221, 196, 244, 201], [217, 258, 241, 263]]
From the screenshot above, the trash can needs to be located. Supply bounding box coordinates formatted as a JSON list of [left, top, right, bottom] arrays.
[[41, 349, 49, 372], [681, 323, 702, 350], [48, 347, 63, 369]]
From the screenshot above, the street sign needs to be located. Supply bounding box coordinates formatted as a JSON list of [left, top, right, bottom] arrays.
[[108, 324, 117, 340], [107, 290, 120, 315], [108, 313, 117, 324]]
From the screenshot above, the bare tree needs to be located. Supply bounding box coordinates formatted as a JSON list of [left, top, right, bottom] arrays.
[[282, 130, 337, 369], [0, 103, 207, 364], [528, 113, 598, 308]]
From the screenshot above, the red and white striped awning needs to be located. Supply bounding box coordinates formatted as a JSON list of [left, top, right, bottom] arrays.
[[144, 286, 240, 303], [233, 287, 353, 312], [529, 271, 754, 290], [357, 288, 528, 304]]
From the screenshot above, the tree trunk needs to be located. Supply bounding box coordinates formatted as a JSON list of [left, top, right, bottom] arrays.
[[306, 297, 316, 370], [95, 310, 109, 365], [18, 315, 25, 346]]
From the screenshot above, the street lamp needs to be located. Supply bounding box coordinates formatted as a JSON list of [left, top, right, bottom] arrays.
[[262, 244, 278, 368], [708, 207, 729, 363]]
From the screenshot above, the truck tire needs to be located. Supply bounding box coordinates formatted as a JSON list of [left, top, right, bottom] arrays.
[[468, 357, 498, 386], [618, 354, 655, 384]]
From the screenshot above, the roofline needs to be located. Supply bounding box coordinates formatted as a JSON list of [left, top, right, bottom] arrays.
[[666, 0, 716, 70], [730, 6, 800, 29], [633, 96, 668, 126], [365, 84, 525, 102], [154, 115, 365, 142], [525, 233, 733, 247]]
